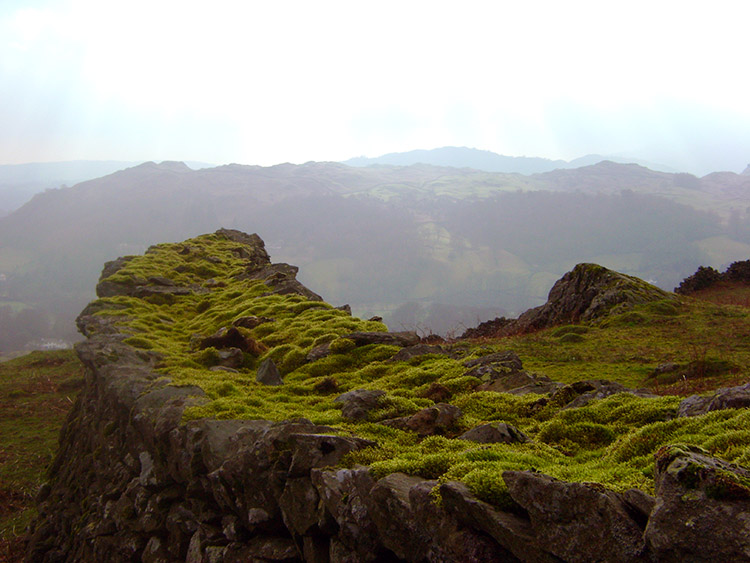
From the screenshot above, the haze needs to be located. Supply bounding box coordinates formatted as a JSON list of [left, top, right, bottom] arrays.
[[2, 0, 749, 175]]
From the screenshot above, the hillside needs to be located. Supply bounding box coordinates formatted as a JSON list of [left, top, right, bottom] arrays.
[[343, 146, 676, 174], [25, 230, 750, 561], [1, 159, 749, 353], [0, 350, 82, 561]]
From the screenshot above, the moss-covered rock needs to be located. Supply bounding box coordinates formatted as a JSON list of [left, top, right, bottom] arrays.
[[501, 262, 677, 335]]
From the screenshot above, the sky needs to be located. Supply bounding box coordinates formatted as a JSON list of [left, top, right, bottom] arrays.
[[1, 0, 749, 175]]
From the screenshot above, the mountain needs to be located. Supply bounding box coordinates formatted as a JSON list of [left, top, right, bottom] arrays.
[[344, 146, 567, 174], [1, 159, 749, 351], [343, 146, 677, 174], [0, 159, 213, 216]]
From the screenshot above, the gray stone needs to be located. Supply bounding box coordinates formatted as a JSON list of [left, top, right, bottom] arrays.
[[679, 382, 750, 417], [306, 342, 331, 362], [334, 389, 385, 421], [257, 358, 283, 386], [387, 344, 448, 362], [440, 481, 556, 562], [458, 422, 529, 444], [287, 434, 376, 478], [217, 347, 244, 369], [343, 331, 420, 348], [381, 403, 463, 436], [503, 470, 647, 562], [645, 444, 750, 562]]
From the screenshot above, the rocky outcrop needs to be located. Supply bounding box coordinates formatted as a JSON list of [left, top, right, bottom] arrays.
[[479, 263, 675, 337]]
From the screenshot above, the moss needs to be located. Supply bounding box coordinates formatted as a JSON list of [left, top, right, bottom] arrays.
[[329, 337, 357, 354], [552, 325, 590, 337], [558, 333, 585, 343], [123, 336, 154, 349]]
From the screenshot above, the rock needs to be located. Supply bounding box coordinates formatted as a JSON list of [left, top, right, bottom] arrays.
[[366, 473, 425, 560], [500, 263, 675, 335], [232, 315, 274, 329], [311, 467, 385, 561], [408, 480, 511, 562], [679, 382, 750, 417], [382, 403, 462, 436], [215, 228, 271, 271], [476, 371, 558, 393], [286, 434, 376, 478], [343, 331, 420, 348], [199, 326, 265, 356], [217, 347, 244, 369], [621, 488, 656, 528], [645, 444, 750, 561], [503, 470, 647, 562], [223, 536, 299, 562], [148, 276, 176, 286], [440, 481, 557, 562], [257, 358, 283, 386], [387, 344, 448, 362], [415, 382, 452, 402], [306, 342, 331, 362], [459, 317, 513, 339], [458, 422, 529, 444], [546, 379, 656, 409], [278, 477, 322, 535], [242, 262, 323, 301], [334, 389, 385, 421], [463, 350, 524, 372], [209, 366, 239, 373], [336, 304, 352, 315]]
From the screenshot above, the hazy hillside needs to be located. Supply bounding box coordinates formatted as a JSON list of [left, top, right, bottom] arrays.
[[0, 160, 214, 217], [344, 146, 677, 174], [1, 159, 749, 352]]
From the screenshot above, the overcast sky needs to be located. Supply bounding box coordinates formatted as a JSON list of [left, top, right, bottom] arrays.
[[1, 0, 749, 174]]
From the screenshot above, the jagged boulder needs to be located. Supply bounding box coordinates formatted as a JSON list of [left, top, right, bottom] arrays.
[[500, 263, 675, 335], [645, 444, 750, 561]]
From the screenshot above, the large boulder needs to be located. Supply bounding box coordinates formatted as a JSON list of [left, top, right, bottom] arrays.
[[503, 470, 648, 561], [645, 444, 750, 561]]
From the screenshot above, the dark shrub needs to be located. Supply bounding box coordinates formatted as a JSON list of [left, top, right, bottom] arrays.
[[674, 266, 722, 294], [725, 260, 750, 283]]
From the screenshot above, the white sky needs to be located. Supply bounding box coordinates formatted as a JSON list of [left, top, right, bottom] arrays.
[[1, 0, 749, 173]]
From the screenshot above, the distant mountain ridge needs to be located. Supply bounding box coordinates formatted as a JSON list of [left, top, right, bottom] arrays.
[[343, 146, 677, 174], [0, 160, 214, 216], [1, 158, 749, 351]]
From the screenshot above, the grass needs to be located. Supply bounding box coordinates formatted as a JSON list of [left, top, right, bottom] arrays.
[[16, 232, 750, 522], [0, 349, 82, 561], [501, 297, 750, 394]]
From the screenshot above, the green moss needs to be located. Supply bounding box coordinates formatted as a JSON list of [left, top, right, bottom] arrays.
[[558, 333, 585, 343], [329, 337, 357, 354], [123, 336, 154, 349]]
